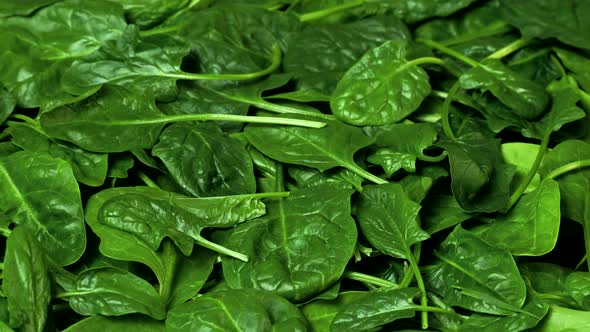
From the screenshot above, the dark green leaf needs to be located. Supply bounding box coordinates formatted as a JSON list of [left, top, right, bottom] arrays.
[[61, 267, 166, 319], [0, 151, 85, 266], [3, 227, 50, 332], [500, 0, 590, 50], [152, 123, 256, 197], [63, 315, 164, 332], [331, 41, 430, 126], [166, 289, 308, 332], [356, 183, 429, 259], [218, 184, 357, 302], [426, 226, 526, 315]]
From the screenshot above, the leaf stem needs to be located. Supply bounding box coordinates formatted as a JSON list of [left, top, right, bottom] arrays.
[[193, 236, 249, 262], [486, 38, 531, 60], [406, 57, 462, 77], [442, 82, 461, 141], [0, 226, 11, 237], [441, 22, 512, 46], [163, 44, 281, 81], [9, 114, 38, 127], [108, 114, 326, 128], [343, 271, 398, 288], [299, 0, 365, 22], [415, 39, 479, 67], [138, 171, 160, 189], [207, 87, 335, 120], [347, 164, 387, 184], [410, 305, 463, 318], [406, 247, 429, 329], [545, 159, 590, 180], [159, 241, 178, 304], [418, 151, 448, 163], [507, 131, 550, 209]]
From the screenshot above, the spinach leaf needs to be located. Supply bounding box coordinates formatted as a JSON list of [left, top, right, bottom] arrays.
[[331, 41, 432, 126], [166, 289, 308, 332], [426, 226, 526, 315], [302, 292, 364, 332], [218, 184, 357, 302], [8, 122, 108, 186], [0, 85, 15, 125], [331, 288, 424, 331], [152, 122, 256, 197], [59, 267, 166, 319], [245, 118, 385, 184], [459, 58, 549, 120], [536, 306, 590, 331], [473, 179, 561, 256], [500, 0, 590, 50], [3, 227, 51, 332], [0, 151, 85, 266], [63, 315, 164, 332]]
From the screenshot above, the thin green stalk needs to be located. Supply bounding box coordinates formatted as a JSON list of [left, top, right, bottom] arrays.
[[231, 192, 290, 200], [406, 246, 428, 329], [579, 89, 590, 111], [347, 164, 387, 184], [507, 132, 550, 209], [159, 241, 178, 304], [550, 54, 568, 77], [99, 113, 326, 128], [442, 82, 461, 141], [409, 305, 464, 318], [405, 57, 462, 77], [418, 151, 448, 163], [0, 226, 11, 237], [10, 114, 38, 127], [207, 87, 335, 120], [486, 38, 531, 60], [138, 171, 160, 189], [343, 271, 399, 288], [415, 39, 479, 67], [162, 45, 281, 81], [545, 159, 590, 180], [193, 235, 249, 262], [442, 22, 512, 46], [299, 0, 365, 22], [0, 262, 3, 270], [509, 48, 551, 66]]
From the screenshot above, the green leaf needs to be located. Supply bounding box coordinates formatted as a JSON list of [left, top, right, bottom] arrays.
[[565, 272, 590, 310], [3, 227, 51, 332], [390, 0, 479, 23], [167, 249, 216, 307], [302, 292, 364, 332], [366, 123, 440, 175], [60, 27, 190, 96], [60, 267, 166, 319], [502, 143, 541, 193], [85, 186, 267, 260], [421, 195, 472, 234], [439, 137, 516, 213], [8, 122, 108, 186], [0, 151, 85, 266], [0, 85, 15, 125], [331, 41, 431, 126], [500, 0, 590, 50], [458, 292, 548, 332], [284, 16, 410, 97], [356, 183, 429, 259], [459, 58, 549, 120], [40, 85, 166, 153], [152, 123, 256, 197], [519, 263, 577, 308], [63, 315, 164, 332], [218, 184, 357, 302], [107, 153, 134, 179], [166, 289, 308, 332], [473, 179, 560, 256], [245, 118, 384, 184], [330, 288, 421, 332], [0, 0, 60, 17], [426, 226, 526, 315], [540, 140, 590, 224], [555, 48, 590, 92], [536, 305, 590, 331]]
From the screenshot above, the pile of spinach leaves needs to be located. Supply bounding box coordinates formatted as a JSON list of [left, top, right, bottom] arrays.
[[1, 0, 590, 331]]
